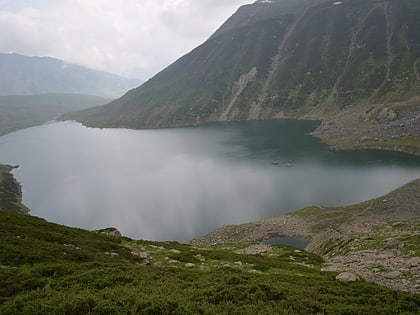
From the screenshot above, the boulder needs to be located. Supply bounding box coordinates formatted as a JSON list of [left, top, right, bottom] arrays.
[[336, 272, 360, 282], [383, 238, 404, 250], [97, 227, 122, 238], [384, 271, 402, 279]]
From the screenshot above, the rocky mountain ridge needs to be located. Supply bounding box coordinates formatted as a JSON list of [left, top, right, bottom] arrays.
[[68, 0, 420, 154]]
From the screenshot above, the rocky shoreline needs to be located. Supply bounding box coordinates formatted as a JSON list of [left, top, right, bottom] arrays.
[[311, 98, 420, 157], [0, 164, 29, 214], [191, 179, 420, 294]]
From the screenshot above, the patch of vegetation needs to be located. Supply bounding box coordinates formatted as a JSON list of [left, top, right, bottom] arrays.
[[399, 235, 420, 256], [365, 136, 420, 149], [0, 209, 419, 314], [0, 165, 29, 214]]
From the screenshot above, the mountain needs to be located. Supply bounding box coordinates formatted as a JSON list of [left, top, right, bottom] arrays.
[[69, 0, 420, 155], [0, 94, 110, 136], [0, 53, 141, 98]]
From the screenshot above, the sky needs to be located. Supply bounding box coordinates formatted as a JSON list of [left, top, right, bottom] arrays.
[[0, 0, 253, 80]]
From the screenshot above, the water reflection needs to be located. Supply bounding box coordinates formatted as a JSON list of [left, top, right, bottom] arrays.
[[0, 120, 419, 242]]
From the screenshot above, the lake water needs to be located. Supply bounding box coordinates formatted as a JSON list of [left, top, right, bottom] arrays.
[[1, 119, 420, 242]]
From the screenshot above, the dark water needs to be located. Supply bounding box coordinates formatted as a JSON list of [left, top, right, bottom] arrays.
[[1, 120, 419, 242], [262, 236, 309, 250]]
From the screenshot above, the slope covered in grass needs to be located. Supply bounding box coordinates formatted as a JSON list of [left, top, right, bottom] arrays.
[[0, 209, 419, 314]]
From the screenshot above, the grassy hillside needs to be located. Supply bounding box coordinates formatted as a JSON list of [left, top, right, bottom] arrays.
[[192, 179, 420, 294], [0, 94, 110, 136], [1, 209, 419, 314]]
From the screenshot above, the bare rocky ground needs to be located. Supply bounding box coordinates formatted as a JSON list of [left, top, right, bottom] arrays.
[[312, 96, 420, 156], [191, 179, 420, 294]]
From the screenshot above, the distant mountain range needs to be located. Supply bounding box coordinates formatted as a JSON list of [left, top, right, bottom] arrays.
[[0, 53, 142, 98], [0, 94, 110, 136], [68, 0, 420, 155]]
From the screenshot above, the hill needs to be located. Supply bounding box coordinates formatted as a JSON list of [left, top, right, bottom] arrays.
[[192, 178, 420, 294], [68, 0, 420, 155], [0, 94, 110, 136], [0, 181, 419, 313], [0, 53, 141, 98]]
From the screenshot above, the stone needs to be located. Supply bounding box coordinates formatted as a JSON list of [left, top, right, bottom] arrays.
[[248, 269, 263, 275], [135, 251, 151, 259], [336, 272, 360, 282], [98, 227, 122, 238], [384, 271, 402, 279], [185, 263, 195, 268], [383, 238, 404, 250], [234, 261, 243, 267], [377, 108, 397, 122]]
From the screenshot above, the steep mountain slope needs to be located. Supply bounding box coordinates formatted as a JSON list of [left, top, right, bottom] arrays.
[[70, 0, 420, 152], [0, 53, 141, 98]]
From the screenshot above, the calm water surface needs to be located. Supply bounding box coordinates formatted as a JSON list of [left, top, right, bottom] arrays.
[[1, 120, 420, 242]]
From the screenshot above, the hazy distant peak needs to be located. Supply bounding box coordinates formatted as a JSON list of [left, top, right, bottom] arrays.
[[0, 52, 143, 98]]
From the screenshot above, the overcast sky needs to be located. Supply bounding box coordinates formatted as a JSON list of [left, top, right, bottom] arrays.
[[0, 0, 253, 80]]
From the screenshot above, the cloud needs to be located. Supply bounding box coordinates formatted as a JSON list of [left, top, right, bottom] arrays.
[[0, 0, 252, 79]]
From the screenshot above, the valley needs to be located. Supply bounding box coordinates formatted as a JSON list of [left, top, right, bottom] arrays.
[[0, 0, 419, 313], [0, 166, 419, 314]]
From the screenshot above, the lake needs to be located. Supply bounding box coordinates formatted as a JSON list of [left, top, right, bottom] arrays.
[[1, 119, 420, 242]]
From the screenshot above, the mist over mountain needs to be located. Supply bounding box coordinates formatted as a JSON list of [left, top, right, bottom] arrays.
[[69, 0, 418, 124], [0, 53, 142, 98]]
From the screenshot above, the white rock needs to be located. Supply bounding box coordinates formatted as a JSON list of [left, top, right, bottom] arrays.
[[384, 271, 402, 279], [336, 272, 360, 282]]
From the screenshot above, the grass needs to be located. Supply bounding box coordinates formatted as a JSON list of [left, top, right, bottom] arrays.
[[365, 136, 420, 149], [0, 210, 419, 314]]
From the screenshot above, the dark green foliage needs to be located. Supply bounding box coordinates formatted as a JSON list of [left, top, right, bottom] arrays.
[[0, 165, 28, 214], [0, 210, 419, 314]]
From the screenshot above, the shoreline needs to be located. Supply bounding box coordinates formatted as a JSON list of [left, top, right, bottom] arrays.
[[190, 179, 420, 294], [5, 110, 420, 157], [0, 164, 29, 214]]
